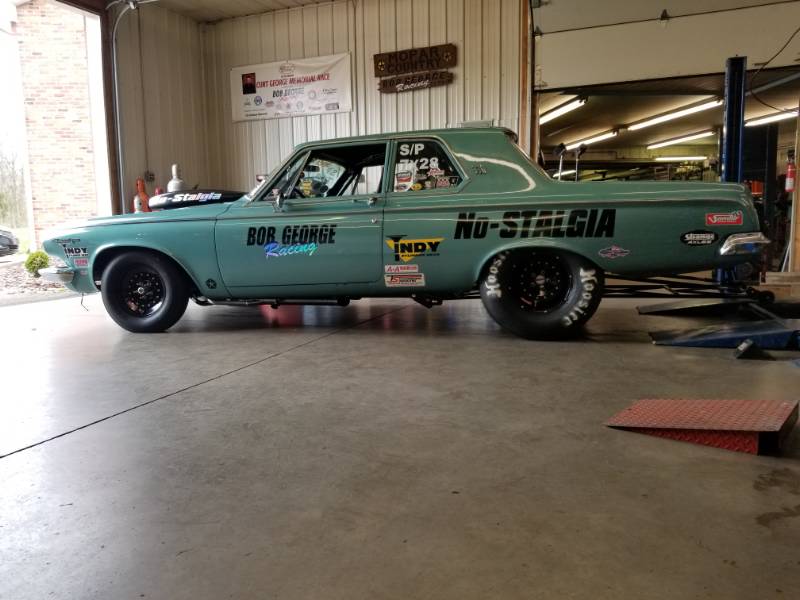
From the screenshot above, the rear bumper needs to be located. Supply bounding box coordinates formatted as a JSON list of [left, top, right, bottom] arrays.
[[39, 266, 75, 284], [719, 232, 770, 256]]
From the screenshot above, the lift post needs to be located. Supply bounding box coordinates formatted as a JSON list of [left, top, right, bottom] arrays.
[[721, 56, 746, 183]]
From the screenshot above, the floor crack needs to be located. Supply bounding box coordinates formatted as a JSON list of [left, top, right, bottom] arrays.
[[0, 305, 408, 460]]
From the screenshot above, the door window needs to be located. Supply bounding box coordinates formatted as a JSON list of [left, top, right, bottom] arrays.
[[393, 139, 462, 192], [297, 158, 346, 198], [269, 143, 387, 200]]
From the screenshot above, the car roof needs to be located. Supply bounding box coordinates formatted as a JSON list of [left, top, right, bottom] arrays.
[[294, 126, 517, 151]]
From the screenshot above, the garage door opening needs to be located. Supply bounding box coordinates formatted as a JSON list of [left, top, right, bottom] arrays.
[[11, 0, 112, 249]]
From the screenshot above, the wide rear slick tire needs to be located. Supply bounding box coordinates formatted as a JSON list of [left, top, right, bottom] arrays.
[[100, 251, 189, 333], [480, 249, 604, 340]]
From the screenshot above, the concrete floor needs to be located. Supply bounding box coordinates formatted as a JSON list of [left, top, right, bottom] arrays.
[[1, 294, 799, 599]]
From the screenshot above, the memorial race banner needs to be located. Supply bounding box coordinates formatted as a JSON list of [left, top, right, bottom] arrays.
[[230, 53, 352, 122]]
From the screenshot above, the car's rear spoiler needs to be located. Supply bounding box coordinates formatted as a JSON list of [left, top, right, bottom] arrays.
[[148, 189, 245, 210]]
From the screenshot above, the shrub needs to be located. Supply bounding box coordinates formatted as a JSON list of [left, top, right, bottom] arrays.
[[24, 251, 49, 277]]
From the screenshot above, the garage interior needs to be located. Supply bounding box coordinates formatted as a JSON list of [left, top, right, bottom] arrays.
[[2, 1, 800, 599]]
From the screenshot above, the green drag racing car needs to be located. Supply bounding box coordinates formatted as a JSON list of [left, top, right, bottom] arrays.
[[41, 127, 768, 339]]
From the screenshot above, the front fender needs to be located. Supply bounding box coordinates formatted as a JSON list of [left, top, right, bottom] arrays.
[[91, 239, 231, 298]]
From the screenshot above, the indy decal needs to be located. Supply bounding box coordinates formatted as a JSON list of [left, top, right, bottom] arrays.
[[385, 235, 443, 262], [454, 209, 616, 239], [60, 244, 88, 258]]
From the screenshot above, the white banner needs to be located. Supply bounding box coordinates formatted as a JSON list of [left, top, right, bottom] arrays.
[[230, 53, 352, 122]]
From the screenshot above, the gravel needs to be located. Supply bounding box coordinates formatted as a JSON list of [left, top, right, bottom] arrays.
[[0, 262, 72, 305]]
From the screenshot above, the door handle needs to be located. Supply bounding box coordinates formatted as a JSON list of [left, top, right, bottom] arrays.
[[353, 196, 379, 206]]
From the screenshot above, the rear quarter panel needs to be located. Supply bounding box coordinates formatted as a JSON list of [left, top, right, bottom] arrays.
[[383, 132, 759, 294]]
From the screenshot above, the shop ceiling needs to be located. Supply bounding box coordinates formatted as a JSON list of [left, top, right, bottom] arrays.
[[157, 0, 323, 22], [539, 67, 800, 152]]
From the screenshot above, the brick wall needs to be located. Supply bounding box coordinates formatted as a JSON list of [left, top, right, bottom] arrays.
[[16, 0, 98, 246]]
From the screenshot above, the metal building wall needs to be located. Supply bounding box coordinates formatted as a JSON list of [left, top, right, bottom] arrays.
[[115, 4, 208, 205], [202, 0, 522, 192]]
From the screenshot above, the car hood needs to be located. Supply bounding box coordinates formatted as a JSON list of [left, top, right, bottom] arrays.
[[41, 202, 238, 242], [84, 202, 237, 227]]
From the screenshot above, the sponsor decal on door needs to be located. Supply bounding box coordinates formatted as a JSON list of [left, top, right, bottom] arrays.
[[384, 273, 426, 287]]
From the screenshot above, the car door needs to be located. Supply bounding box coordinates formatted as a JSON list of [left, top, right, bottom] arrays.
[[215, 142, 387, 292], [382, 137, 470, 290]]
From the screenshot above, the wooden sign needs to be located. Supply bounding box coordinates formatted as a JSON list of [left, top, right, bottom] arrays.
[[379, 70, 454, 94], [374, 43, 457, 78]]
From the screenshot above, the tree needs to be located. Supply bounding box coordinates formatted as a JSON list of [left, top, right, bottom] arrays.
[[0, 151, 27, 227]]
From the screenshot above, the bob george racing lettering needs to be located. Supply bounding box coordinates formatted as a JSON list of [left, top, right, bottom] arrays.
[[246, 224, 337, 246], [454, 209, 616, 239]]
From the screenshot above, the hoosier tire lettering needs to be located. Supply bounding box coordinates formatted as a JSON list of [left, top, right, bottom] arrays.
[[561, 268, 598, 327], [483, 253, 507, 298], [479, 249, 604, 340]]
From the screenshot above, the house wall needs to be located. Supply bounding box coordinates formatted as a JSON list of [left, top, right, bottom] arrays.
[[16, 0, 98, 244], [201, 0, 523, 192]]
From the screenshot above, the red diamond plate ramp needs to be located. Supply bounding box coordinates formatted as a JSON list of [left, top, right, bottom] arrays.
[[606, 399, 799, 455]]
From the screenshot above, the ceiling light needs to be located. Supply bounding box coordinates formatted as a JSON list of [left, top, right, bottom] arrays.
[[552, 169, 576, 178], [628, 99, 722, 131], [654, 156, 707, 162], [647, 130, 716, 149], [745, 111, 799, 127], [565, 130, 618, 151], [540, 98, 587, 125]]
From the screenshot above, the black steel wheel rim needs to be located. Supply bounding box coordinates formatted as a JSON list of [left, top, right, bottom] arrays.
[[121, 268, 165, 317], [510, 253, 573, 312]]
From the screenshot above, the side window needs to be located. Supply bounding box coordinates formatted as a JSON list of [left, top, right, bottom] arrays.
[[275, 143, 387, 199], [393, 139, 462, 192], [297, 158, 345, 198], [356, 165, 384, 195]]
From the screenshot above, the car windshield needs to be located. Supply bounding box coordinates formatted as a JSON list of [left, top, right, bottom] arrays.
[[245, 157, 293, 200]]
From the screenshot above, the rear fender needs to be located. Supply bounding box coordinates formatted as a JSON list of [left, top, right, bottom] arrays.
[[473, 240, 601, 283]]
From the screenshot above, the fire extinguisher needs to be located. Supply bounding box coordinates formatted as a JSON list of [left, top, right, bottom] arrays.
[[133, 178, 151, 213], [786, 152, 796, 194]]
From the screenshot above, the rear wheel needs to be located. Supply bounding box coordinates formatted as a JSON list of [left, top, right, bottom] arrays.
[[479, 249, 604, 339], [100, 251, 189, 333]]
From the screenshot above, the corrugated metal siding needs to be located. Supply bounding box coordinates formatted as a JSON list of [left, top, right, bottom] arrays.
[[116, 4, 208, 203], [202, 0, 521, 191]]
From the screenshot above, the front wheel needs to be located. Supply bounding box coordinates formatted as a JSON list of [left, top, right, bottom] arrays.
[[101, 251, 189, 333], [479, 249, 604, 339]]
